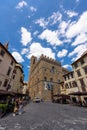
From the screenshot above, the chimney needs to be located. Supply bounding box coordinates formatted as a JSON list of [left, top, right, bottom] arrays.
[[4, 41, 9, 50]]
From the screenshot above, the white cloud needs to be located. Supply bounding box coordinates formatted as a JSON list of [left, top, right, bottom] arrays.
[[72, 33, 87, 46], [21, 48, 28, 55], [27, 65, 30, 69], [71, 57, 76, 62], [30, 6, 37, 12], [63, 64, 72, 69], [57, 49, 68, 58], [12, 52, 24, 63], [20, 27, 32, 46], [16, 1, 27, 9], [35, 11, 62, 28], [76, 0, 79, 2], [39, 29, 62, 46], [27, 42, 55, 59], [68, 44, 87, 60], [35, 18, 48, 28], [63, 38, 71, 43], [28, 16, 31, 19], [66, 11, 87, 38], [66, 10, 78, 18], [48, 11, 62, 25], [59, 20, 70, 34], [33, 31, 39, 36]]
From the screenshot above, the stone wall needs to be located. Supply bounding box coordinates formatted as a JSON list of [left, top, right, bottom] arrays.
[[28, 55, 69, 101]]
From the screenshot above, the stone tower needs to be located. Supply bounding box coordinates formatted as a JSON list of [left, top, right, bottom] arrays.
[[28, 55, 69, 101], [29, 56, 37, 74]]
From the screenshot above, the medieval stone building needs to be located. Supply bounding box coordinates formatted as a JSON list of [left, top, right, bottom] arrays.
[[28, 54, 69, 101]]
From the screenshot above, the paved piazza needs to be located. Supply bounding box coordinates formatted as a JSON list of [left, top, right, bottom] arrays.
[[0, 102, 87, 130]]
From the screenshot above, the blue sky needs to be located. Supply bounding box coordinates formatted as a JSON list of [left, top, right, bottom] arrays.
[[0, 0, 87, 81]]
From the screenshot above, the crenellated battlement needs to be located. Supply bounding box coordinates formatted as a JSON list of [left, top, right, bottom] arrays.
[[30, 54, 61, 74], [31, 54, 56, 63], [40, 54, 61, 65]]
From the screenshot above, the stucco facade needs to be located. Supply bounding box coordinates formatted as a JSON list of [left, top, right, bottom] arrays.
[[12, 63, 24, 93], [71, 51, 87, 103], [0, 42, 24, 92], [62, 71, 79, 95], [61, 50, 87, 104], [71, 51, 87, 92], [0, 42, 17, 90]]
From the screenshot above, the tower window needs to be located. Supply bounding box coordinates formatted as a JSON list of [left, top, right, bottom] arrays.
[[51, 66, 55, 73], [44, 77, 47, 81], [33, 59, 35, 64], [50, 78, 53, 81]]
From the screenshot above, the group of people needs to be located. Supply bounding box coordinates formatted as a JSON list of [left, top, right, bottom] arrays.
[[0, 95, 30, 118], [13, 98, 24, 116]]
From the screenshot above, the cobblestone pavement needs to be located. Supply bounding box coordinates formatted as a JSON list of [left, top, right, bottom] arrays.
[[0, 102, 87, 130]]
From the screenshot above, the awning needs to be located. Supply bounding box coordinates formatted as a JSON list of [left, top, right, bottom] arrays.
[[53, 94, 70, 99], [69, 91, 87, 96], [0, 90, 27, 97], [0, 90, 9, 95], [0, 90, 15, 96]]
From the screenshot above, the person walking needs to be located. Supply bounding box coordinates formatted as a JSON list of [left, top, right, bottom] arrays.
[[13, 98, 19, 116], [18, 100, 23, 115]]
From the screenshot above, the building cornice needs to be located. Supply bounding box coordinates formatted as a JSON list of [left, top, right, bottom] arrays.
[[71, 50, 87, 65], [0, 42, 17, 63]]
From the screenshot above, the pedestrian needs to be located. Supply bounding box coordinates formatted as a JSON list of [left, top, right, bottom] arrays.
[[13, 98, 19, 116], [18, 100, 23, 115], [13, 104, 18, 116]]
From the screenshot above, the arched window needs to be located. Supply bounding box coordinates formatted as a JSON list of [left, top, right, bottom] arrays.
[[65, 83, 69, 89], [44, 77, 47, 81], [50, 78, 53, 81], [51, 66, 55, 73], [33, 59, 35, 64]]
